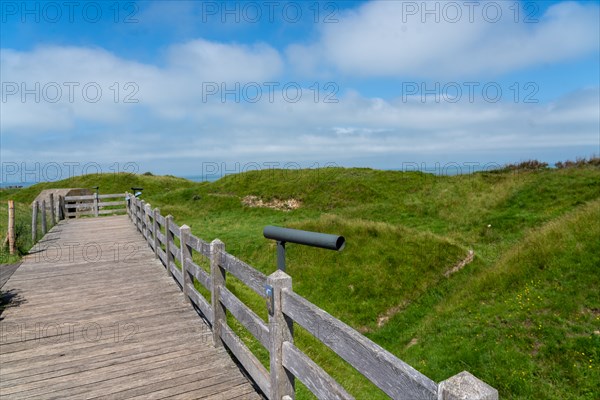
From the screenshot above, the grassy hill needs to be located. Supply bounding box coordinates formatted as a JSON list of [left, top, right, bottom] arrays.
[[1, 165, 598, 399]]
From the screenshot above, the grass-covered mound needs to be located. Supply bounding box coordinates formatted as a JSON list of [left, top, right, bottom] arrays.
[[1, 164, 598, 398]]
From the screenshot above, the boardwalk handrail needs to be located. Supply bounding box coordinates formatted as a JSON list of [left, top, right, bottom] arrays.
[[64, 193, 127, 218], [126, 194, 498, 400], [31, 193, 128, 242]]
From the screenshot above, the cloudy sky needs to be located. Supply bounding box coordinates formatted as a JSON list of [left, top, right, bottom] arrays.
[[1, 0, 599, 180]]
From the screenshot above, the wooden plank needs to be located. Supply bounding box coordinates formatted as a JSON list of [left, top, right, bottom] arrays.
[[98, 201, 126, 207], [0, 215, 260, 399], [64, 194, 125, 201], [184, 282, 213, 324], [156, 230, 165, 245], [168, 219, 180, 238], [170, 243, 181, 261], [41, 200, 47, 234], [220, 287, 270, 349], [31, 201, 38, 241], [98, 193, 126, 199], [64, 195, 94, 201], [187, 260, 211, 292], [267, 270, 294, 399], [282, 341, 354, 400], [187, 233, 211, 258], [98, 209, 126, 215], [211, 240, 226, 347], [282, 289, 438, 400], [170, 261, 183, 286], [157, 247, 166, 266], [219, 321, 271, 398], [221, 252, 268, 298], [155, 213, 165, 226], [65, 203, 95, 210]]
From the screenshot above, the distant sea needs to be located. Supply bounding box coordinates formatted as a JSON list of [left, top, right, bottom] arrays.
[[0, 181, 37, 189], [0, 165, 507, 189]]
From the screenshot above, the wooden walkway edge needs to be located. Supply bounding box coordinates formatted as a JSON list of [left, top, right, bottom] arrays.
[[0, 216, 262, 399]]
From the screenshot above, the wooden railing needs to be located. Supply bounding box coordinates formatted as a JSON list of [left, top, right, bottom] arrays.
[[127, 194, 498, 400], [31, 193, 127, 241], [63, 193, 127, 218]]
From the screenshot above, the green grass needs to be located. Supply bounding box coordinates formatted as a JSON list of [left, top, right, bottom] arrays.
[[1, 165, 599, 399]]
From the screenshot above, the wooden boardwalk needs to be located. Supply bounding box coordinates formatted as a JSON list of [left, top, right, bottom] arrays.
[[0, 216, 262, 399]]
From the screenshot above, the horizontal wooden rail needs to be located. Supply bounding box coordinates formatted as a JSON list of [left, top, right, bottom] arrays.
[[282, 289, 437, 399], [282, 341, 354, 400], [221, 252, 268, 298], [64, 193, 126, 201], [125, 195, 498, 400], [59, 193, 127, 219], [219, 322, 271, 397], [220, 287, 270, 348]]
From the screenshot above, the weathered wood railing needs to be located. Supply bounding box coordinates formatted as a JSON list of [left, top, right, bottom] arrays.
[[31, 193, 127, 241], [127, 194, 498, 400], [64, 193, 127, 218]]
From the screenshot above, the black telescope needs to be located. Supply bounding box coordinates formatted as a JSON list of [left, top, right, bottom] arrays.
[[264, 226, 345, 251], [263, 225, 345, 271]]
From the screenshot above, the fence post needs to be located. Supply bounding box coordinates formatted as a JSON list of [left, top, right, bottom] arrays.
[[32, 201, 38, 241], [135, 198, 140, 231], [180, 225, 192, 304], [49, 193, 55, 226], [153, 208, 159, 259], [144, 203, 152, 246], [8, 200, 15, 255], [94, 191, 99, 217], [438, 371, 498, 400], [165, 215, 174, 277], [133, 198, 139, 231], [140, 200, 146, 238], [41, 200, 47, 235], [210, 239, 226, 346], [267, 270, 295, 400], [58, 196, 65, 220]]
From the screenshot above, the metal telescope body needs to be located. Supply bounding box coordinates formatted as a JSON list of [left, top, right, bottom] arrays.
[[263, 225, 345, 271]]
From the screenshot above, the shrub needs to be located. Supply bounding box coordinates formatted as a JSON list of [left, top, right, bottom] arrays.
[[501, 160, 548, 172]]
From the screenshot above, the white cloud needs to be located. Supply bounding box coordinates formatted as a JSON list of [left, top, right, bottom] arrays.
[[287, 1, 600, 78], [0, 39, 283, 132], [1, 2, 598, 171]]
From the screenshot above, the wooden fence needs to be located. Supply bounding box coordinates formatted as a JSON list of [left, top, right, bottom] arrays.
[[31, 193, 127, 241], [126, 195, 499, 400]]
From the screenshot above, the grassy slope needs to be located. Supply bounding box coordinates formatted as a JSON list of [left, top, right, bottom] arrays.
[[0, 167, 598, 398]]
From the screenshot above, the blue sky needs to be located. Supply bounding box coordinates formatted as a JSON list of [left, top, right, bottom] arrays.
[[1, 0, 599, 181]]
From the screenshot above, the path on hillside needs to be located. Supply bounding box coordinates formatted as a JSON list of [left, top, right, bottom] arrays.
[[0, 216, 261, 399]]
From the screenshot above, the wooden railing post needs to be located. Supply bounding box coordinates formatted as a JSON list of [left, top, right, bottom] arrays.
[[133, 198, 139, 231], [210, 239, 226, 346], [267, 270, 295, 400], [165, 215, 174, 277], [58, 196, 65, 220], [140, 200, 146, 238], [93, 192, 99, 217], [144, 203, 152, 246], [41, 200, 47, 235], [49, 193, 55, 226], [438, 371, 498, 400], [153, 208, 159, 258], [31, 201, 38, 241], [8, 200, 15, 255], [180, 225, 192, 304], [135, 198, 140, 231], [125, 192, 130, 220]]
